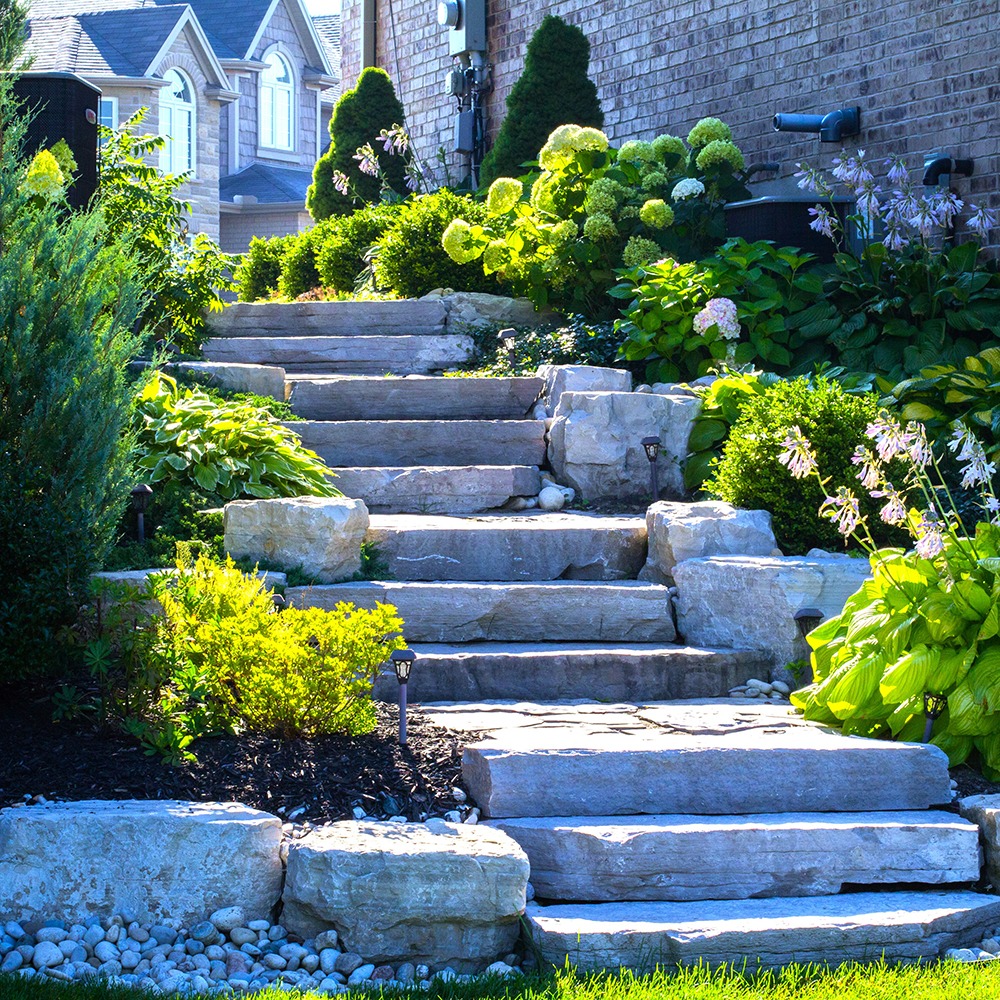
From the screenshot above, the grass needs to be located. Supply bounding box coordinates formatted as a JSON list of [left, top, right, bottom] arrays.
[[4, 961, 1000, 1000]]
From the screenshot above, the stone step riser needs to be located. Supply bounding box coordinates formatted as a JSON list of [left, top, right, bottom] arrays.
[[489, 812, 982, 902], [332, 466, 541, 515], [286, 581, 675, 643], [287, 376, 544, 421], [525, 892, 1000, 972], [295, 421, 547, 469], [208, 300, 448, 337], [365, 514, 647, 582]]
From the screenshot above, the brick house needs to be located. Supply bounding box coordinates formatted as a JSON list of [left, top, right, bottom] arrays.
[[25, 0, 341, 249]]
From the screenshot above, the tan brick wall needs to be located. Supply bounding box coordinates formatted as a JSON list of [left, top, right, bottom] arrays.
[[341, 0, 1000, 215], [220, 208, 312, 253]]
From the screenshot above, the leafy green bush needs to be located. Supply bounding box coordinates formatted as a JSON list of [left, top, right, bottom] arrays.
[[308, 68, 408, 221], [706, 377, 902, 554], [134, 372, 338, 499], [316, 202, 401, 292], [235, 234, 295, 302], [0, 79, 144, 680], [479, 14, 603, 187], [374, 190, 499, 297], [278, 220, 335, 299]]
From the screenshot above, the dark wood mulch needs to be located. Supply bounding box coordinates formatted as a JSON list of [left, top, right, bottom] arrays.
[[0, 685, 482, 826], [950, 764, 1000, 801]]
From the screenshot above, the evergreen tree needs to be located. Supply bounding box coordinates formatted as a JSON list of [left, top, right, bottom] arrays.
[[479, 15, 603, 187], [307, 67, 408, 221]]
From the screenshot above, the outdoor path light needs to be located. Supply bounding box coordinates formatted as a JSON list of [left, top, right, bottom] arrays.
[[641, 436, 661, 501], [794, 607, 824, 639], [391, 649, 416, 746], [498, 328, 517, 368], [923, 692, 947, 743], [130, 484, 153, 544]]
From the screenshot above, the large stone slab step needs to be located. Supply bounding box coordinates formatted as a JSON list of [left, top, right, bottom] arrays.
[[295, 420, 547, 468], [525, 891, 1000, 971], [333, 466, 541, 514], [287, 580, 675, 643], [490, 812, 982, 902], [447, 701, 953, 817], [209, 299, 447, 336], [371, 643, 766, 703], [365, 512, 647, 581], [286, 375, 544, 420], [202, 335, 474, 375]]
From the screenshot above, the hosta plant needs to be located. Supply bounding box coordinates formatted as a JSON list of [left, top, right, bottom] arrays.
[[779, 414, 1000, 776]]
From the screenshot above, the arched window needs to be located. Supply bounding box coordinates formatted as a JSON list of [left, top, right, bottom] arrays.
[[260, 51, 294, 150], [160, 68, 196, 174]]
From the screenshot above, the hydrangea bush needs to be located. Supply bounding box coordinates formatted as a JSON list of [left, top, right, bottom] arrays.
[[442, 119, 750, 316]]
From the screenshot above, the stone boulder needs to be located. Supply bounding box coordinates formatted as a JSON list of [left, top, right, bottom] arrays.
[[224, 496, 368, 583], [537, 365, 633, 416], [958, 794, 1000, 887], [673, 554, 872, 673], [547, 391, 700, 500], [639, 501, 777, 584], [428, 291, 558, 334], [282, 821, 529, 971], [0, 800, 282, 925]]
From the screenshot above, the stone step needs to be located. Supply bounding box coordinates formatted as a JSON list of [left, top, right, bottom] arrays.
[[444, 701, 953, 818], [295, 421, 547, 468], [365, 513, 647, 581], [286, 375, 544, 421], [332, 466, 541, 514], [490, 812, 982, 902], [369, 643, 766, 703], [524, 891, 1000, 971], [202, 335, 474, 375], [286, 580, 675, 643], [209, 299, 447, 336]]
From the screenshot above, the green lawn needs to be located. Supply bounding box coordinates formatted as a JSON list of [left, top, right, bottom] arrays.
[[4, 962, 1000, 1000]]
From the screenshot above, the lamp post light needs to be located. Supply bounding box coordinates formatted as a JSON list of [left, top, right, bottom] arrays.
[[641, 436, 661, 501], [391, 648, 416, 746], [793, 607, 824, 639], [923, 692, 948, 743], [130, 484, 153, 544], [498, 328, 517, 369]]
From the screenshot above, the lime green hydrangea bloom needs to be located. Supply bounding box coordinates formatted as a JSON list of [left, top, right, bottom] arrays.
[[588, 177, 626, 205], [574, 127, 610, 153], [538, 124, 610, 171], [584, 185, 618, 215], [639, 199, 674, 229], [21, 148, 65, 200], [687, 117, 732, 148], [617, 140, 656, 164], [442, 218, 480, 264], [695, 139, 745, 172], [482, 240, 510, 272], [530, 174, 560, 215], [622, 236, 663, 268], [641, 171, 668, 192], [583, 212, 618, 241], [552, 219, 578, 244], [486, 177, 523, 216], [618, 204, 640, 219], [652, 134, 687, 162]]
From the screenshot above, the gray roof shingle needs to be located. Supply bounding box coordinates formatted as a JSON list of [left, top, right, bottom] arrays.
[[220, 162, 313, 204]]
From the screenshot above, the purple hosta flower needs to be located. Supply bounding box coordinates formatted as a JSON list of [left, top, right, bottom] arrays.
[[949, 423, 996, 488], [693, 297, 740, 340], [353, 143, 380, 177], [856, 178, 883, 219], [872, 485, 908, 526], [967, 203, 998, 239], [852, 445, 881, 490], [821, 487, 862, 538], [948, 423, 978, 462], [905, 421, 933, 467], [883, 222, 908, 252], [866, 414, 912, 462], [961, 454, 997, 490], [885, 154, 909, 186], [808, 205, 837, 239], [915, 508, 945, 560], [884, 185, 919, 227], [909, 198, 940, 238], [832, 149, 874, 195], [777, 426, 818, 479], [404, 160, 423, 192], [331, 170, 350, 196], [378, 123, 409, 155], [987, 496, 1000, 524], [794, 163, 832, 196], [930, 189, 964, 228]]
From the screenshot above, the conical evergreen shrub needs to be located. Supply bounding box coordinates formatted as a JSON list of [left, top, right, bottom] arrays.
[[479, 15, 603, 187]]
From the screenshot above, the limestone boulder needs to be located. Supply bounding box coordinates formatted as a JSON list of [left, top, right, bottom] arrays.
[[224, 496, 368, 583], [0, 800, 282, 925], [958, 794, 1000, 887], [168, 362, 286, 402], [282, 821, 529, 971], [639, 501, 777, 583], [537, 365, 633, 415], [547, 391, 700, 500], [434, 291, 558, 333], [673, 554, 872, 671]]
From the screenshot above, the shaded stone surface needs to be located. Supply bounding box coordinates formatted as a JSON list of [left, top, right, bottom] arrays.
[[208, 299, 448, 336], [0, 801, 282, 925], [958, 794, 1000, 889], [537, 365, 632, 416], [282, 821, 528, 971]]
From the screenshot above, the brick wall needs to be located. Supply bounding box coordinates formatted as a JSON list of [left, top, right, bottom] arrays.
[[219, 208, 312, 253], [340, 0, 1000, 214]]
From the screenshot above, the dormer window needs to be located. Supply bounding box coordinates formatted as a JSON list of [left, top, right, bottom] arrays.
[[260, 51, 294, 151], [160, 68, 196, 175]]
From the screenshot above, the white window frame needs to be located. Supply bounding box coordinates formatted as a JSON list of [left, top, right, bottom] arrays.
[[160, 68, 196, 176], [259, 49, 295, 152], [98, 96, 118, 131]]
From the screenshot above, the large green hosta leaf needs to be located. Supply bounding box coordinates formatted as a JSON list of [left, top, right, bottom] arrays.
[[880, 645, 940, 704]]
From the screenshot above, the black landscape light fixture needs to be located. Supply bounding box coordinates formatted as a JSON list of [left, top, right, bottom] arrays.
[[272, 593, 287, 613], [391, 648, 417, 746], [923, 692, 948, 743], [130, 484, 153, 544], [641, 436, 661, 501], [498, 328, 517, 368], [794, 607, 824, 639]]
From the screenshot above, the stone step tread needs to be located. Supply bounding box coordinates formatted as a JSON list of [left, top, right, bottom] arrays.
[[525, 891, 1000, 971], [489, 812, 982, 902], [210, 299, 447, 335], [437, 700, 953, 817], [368, 512, 647, 529]]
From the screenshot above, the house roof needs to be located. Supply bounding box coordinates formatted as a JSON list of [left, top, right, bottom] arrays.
[[311, 12, 340, 104], [219, 162, 313, 205]]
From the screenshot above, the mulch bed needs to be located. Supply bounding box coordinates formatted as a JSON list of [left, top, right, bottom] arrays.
[[0, 685, 483, 826]]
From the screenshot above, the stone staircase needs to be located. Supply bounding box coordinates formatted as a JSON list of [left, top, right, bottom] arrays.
[[207, 298, 996, 972]]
